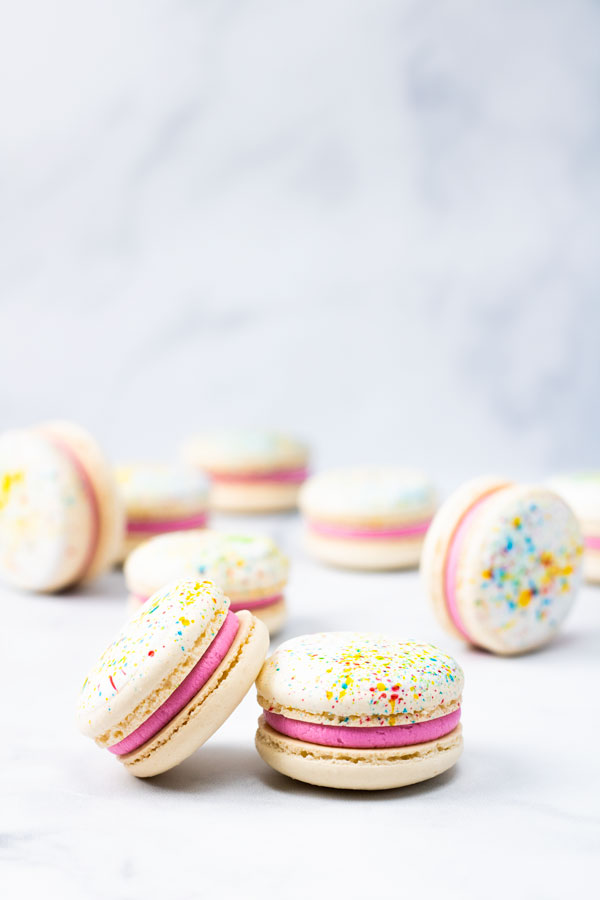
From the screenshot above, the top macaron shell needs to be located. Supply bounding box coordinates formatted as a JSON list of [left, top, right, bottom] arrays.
[[256, 633, 464, 727], [547, 472, 600, 531], [0, 428, 96, 591], [115, 463, 210, 519], [77, 580, 229, 740], [299, 467, 436, 525], [182, 429, 308, 474], [125, 530, 288, 601]]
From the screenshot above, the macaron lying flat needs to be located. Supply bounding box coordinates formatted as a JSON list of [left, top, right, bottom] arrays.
[[547, 472, 600, 583], [77, 579, 269, 777], [115, 462, 209, 562], [125, 530, 289, 633], [255, 632, 463, 791], [422, 477, 584, 655], [181, 429, 309, 513], [0, 421, 123, 592], [299, 467, 436, 570]]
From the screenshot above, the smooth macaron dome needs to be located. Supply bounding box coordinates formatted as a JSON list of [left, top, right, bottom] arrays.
[[422, 477, 584, 655], [0, 421, 123, 592], [547, 472, 600, 583], [299, 466, 436, 570], [115, 462, 209, 560], [77, 579, 269, 777], [181, 429, 309, 512], [255, 633, 464, 790], [125, 529, 289, 633]]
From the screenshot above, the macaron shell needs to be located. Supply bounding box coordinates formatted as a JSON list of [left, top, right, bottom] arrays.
[[115, 462, 209, 520], [182, 430, 308, 474], [255, 718, 463, 791], [305, 530, 424, 570], [299, 467, 436, 526], [456, 485, 583, 655], [128, 592, 287, 635], [584, 550, 600, 583], [77, 580, 229, 740], [421, 476, 512, 642], [121, 611, 269, 777], [209, 479, 302, 512], [0, 429, 95, 591], [547, 473, 600, 530], [40, 421, 124, 579]]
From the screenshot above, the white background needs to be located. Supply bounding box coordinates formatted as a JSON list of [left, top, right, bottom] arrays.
[[1, 2, 600, 897]]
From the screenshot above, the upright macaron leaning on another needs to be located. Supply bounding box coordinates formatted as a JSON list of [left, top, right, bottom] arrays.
[[125, 530, 289, 634], [114, 462, 210, 563], [299, 466, 437, 570], [421, 476, 584, 655], [0, 421, 124, 592], [255, 633, 464, 791], [181, 429, 309, 513], [76, 580, 269, 777], [547, 472, 600, 584]]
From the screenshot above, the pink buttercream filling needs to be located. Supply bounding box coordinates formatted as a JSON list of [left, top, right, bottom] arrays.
[[108, 610, 239, 756], [444, 488, 505, 641], [133, 591, 282, 611], [585, 535, 600, 551], [263, 708, 461, 749], [47, 435, 101, 580], [308, 518, 431, 540], [126, 512, 208, 535], [209, 467, 308, 484]]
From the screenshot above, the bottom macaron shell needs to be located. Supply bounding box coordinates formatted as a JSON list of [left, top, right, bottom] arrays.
[[210, 480, 301, 512], [305, 531, 424, 571], [117, 611, 269, 777], [255, 718, 463, 791]]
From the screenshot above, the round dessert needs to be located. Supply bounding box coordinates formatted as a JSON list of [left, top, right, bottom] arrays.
[[421, 476, 584, 655], [547, 472, 600, 583], [299, 467, 436, 570], [115, 462, 210, 562], [0, 420, 124, 592], [125, 530, 289, 634], [255, 632, 464, 791], [77, 579, 269, 777], [181, 429, 309, 513]]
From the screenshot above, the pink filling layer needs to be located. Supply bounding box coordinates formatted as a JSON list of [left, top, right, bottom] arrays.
[[133, 592, 282, 611], [264, 708, 461, 749], [47, 435, 100, 580], [585, 535, 600, 551], [108, 610, 239, 756], [209, 467, 308, 484], [126, 512, 208, 535], [444, 489, 504, 641], [308, 518, 431, 540]]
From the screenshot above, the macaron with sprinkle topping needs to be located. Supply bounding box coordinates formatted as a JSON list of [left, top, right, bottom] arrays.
[[421, 476, 584, 655], [181, 428, 309, 512], [125, 530, 289, 633], [115, 462, 210, 562], [77, 579, 269, 777], [255, 632, 464, 790], [547, 472, 600, 583], [0, 421, 124, 592], [299, 466, 436, 570]]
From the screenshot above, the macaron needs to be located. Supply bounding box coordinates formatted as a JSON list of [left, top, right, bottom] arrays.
[[0, 420, 123, 592], [181, 429, 309, 512], [421, 476, 584, 655], [77, 579, 269, 777], [125, 530, 289, 633], [115, 462, 210, 562], [255, 633, 464, 791], [547, 472, 600, 583], [299, 467, 436, 570]]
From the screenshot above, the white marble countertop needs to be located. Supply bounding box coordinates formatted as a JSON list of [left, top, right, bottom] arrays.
[[2, 511, 599, 899]]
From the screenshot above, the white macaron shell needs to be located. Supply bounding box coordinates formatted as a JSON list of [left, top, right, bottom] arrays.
[[115, 462, 209, 519], [547, 473, 600, 531], [182, 429, 308, 473], [257, 633, 463, 726]]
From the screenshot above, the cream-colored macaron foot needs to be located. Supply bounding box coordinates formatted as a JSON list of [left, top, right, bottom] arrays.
[[584, 550, 600, 583], [305, 531, 424, 571], [255, 719, 463, 791], [210, 481, 300, 513], [119, 611, 269, 778]]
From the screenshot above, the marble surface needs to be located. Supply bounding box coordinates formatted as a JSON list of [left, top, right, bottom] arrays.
[[2, 510, 599, 899]]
